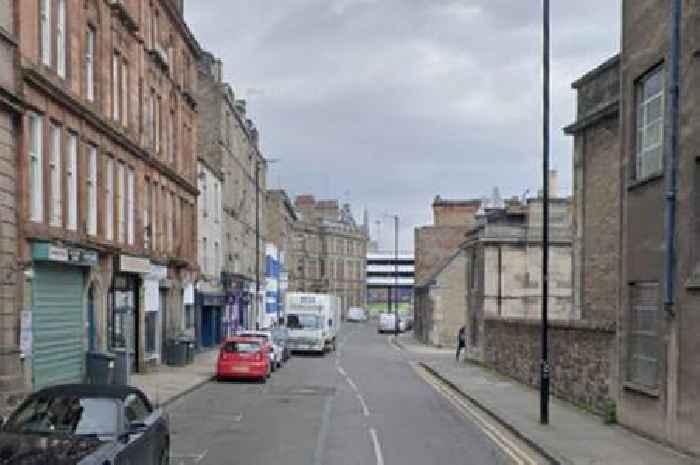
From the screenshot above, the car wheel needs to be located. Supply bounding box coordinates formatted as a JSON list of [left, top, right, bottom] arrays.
[[271, 362, 276, 373]]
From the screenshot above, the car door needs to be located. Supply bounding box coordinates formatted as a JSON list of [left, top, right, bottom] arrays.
[[116, 394, 158, 465]]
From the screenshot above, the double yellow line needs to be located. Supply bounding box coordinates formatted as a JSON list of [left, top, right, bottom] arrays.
[[414, 364, 544, 465]]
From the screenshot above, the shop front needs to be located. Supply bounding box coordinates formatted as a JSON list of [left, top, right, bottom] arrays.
[[30, 242, 99, 390], [196, 288, 225, 349], [144, 265, 168, 365], [222, 272, 252, 334], [109, 255, 151, 376]]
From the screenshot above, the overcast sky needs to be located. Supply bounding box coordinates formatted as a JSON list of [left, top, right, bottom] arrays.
[[186, 0, 620, 250]]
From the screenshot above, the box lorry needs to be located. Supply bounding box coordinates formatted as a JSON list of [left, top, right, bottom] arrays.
[[285, 293, 341, 354]]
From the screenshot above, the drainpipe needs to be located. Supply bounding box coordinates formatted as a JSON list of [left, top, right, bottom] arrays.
[[664, 0, 681, 316]]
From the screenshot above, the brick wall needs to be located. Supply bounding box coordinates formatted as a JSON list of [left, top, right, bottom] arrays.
[[414, 226, 469, 285], [483, 318, 616, 414]]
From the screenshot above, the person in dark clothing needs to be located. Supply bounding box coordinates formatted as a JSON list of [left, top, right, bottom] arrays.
[[456, 326, 466, 361]]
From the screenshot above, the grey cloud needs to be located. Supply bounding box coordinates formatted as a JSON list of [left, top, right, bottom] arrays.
[[187, 0, 620, 249]]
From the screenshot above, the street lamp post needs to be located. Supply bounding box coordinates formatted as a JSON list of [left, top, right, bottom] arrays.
[[540, 0, 551, 425]]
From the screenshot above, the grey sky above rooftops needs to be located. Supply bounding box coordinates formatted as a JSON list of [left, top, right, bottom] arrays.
[[186, 0, 620, 249]]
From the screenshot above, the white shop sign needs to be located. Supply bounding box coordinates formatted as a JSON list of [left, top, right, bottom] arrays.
[[119, 255, 152, 274]]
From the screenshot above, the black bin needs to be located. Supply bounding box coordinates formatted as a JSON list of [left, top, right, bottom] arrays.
[[177, 336, 196, 364], [166, 340, 187, 367], [112, 349, 131, 385], [86, 352, 116, 385]]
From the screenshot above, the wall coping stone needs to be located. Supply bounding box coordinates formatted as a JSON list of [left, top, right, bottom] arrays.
[[484, 315, 616, 333]]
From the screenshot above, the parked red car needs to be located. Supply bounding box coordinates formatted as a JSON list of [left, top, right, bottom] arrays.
[[217, 337, 271, 382]]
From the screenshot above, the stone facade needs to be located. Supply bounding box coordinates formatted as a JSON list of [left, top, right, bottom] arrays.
[[414, 197, 479, 345], [612, 0, 700, 454], [288, 195, 368, 316], [565, 55, 621, 325], [483, 318, 616, 415], [265, 189, 297, 265], [0, 0, 24, 411], [463, 197, 574, 360], [414, 250, 466, 347], [15, 0, 200, 381], [196, 51, 267, 327]]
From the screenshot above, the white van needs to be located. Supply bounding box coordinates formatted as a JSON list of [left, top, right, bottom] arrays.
[[347, 307, 367, 322], [378, 313, 397, 333]]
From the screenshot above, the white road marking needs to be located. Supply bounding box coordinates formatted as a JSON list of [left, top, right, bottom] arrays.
[[414, 365, 539, 465], [346, 376, 359, 392], [337, 366, 347, 376], [171, 450, 208, 463], [357, 393, 371, 416], [369, 428, 385, 465]]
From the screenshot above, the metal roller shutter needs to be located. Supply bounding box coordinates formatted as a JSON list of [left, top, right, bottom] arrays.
[[32, 263, 85, 390]]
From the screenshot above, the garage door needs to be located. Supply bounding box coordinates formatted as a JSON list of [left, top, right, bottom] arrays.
[[32, 263, 85, 390]]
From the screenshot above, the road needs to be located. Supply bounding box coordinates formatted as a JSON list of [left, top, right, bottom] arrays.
[[167, 323, 514, 465]]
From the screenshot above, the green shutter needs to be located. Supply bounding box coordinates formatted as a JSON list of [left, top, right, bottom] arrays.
[[32, 264, 85, 390]]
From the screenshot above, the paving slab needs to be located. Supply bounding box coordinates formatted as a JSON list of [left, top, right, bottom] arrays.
[[131, 349, 218, 407], [397, 332, 700, 465]]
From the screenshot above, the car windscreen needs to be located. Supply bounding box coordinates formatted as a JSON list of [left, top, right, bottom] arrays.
[[287, 314, 321, 329], [4, 395, 120, 437], [223, 341, 260, 353]]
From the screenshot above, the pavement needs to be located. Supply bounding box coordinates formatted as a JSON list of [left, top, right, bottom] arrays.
[[130, 349, 219, 407], [165, 323, 515, 465], [394, 331, 700, 465]]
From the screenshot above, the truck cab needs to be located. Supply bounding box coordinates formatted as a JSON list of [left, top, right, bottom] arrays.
[[285, 293, 341, 354]]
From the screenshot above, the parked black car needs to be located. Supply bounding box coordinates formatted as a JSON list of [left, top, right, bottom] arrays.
[[0, 384, 169, 465]]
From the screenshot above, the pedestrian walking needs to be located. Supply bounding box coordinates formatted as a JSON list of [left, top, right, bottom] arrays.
[[456, 326, 466, 361]]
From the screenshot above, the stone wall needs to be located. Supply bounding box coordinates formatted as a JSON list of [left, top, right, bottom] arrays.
[[483, 318, 616, 415]]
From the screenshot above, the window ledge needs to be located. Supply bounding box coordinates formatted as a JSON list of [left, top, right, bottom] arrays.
[[627, 172, 664, 191], [623, 381, 660, 398]]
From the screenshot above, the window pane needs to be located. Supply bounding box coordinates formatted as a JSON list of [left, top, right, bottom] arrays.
[[105, 159, 114, 241], [644, 70, 663, 98], [86, 28, 95, 101], [87, 146, 97, 236], [127, 169, 135, 245], [49, 125, 61, 227], [41, 0, 51, 66], [644, 121, 662, 149], [29, 115, 43, 223], [645, 95, 663, 124], [67, 133, 78, 231], [57, 0, 66, 77]]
